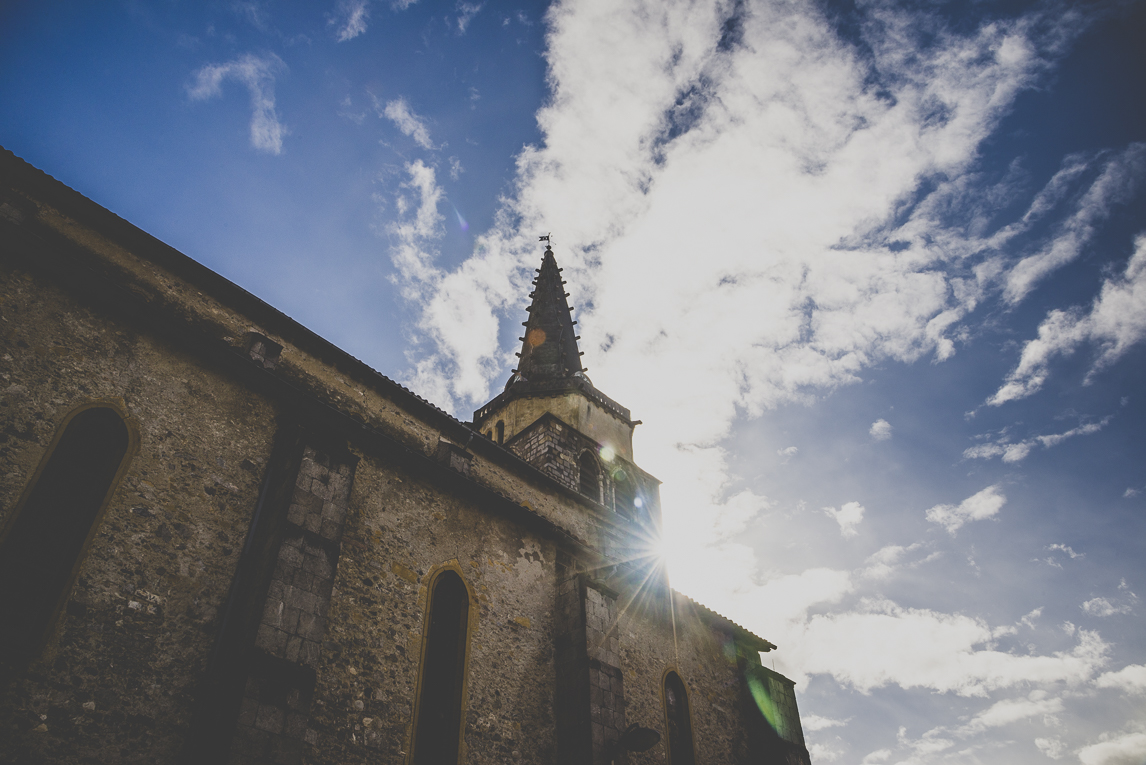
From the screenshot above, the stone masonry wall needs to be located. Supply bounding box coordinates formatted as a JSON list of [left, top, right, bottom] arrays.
[[0, 261, 276, 763], [585, 583, 626, 764], [230, 445, 356, 765], [301, 450, 560, 764]]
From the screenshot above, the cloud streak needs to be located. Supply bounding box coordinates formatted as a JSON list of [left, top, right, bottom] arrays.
[[925, 485, 1007, 535], [990, 233, 1146, 406], [331, 0, 370, 42], [964, 416, 1112, 462], [383, 97, 435, 150], [188, 53, 288, 154]]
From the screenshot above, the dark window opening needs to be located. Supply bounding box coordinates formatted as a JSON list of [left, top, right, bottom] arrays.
[[578, 452, 600, 501], [413, 570, 470, 765], [613, 467, 635, 517], [664, 672, 696, 765], [0, 407, 130, 668], [495, 421, 505, 444]]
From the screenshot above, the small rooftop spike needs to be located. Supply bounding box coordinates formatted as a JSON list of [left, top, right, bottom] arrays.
[[512, 244, 583, 385]]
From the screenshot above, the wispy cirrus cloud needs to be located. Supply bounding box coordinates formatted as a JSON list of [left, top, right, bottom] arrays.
[[455, 2, 483, 34], [382, 97, 435, 150], [964, 416, 1112, 462], [1004, 145, 1146, 305], [187, 53, 288, 154], [990, 233, 1146, 406], [330, 0, 370, 42]]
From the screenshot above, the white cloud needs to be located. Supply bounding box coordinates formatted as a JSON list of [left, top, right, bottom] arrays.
[[1082, 597, 1131, 617], [803, 714, 848, 732], [808, 743, 843, 762], [869, 419, 892, 441], [400, 0, 1087, 418], [383, 97, 435, 150], [456, 2, 483, 34], [1078, 731, 1146, 765], [784, 599, 1107, 696], [825, 501, 865, 537], [1047, 543, 1082, 559], [331, 0, 370, 42], [1125, 487, 1141, 498], [957, 693, 1064, 734], [925, 485, 1006, 535], [376, 0, 1127, 742], [777, 445, 798, 463], [990, 233, 1146, 406], [860, 749, 892, 764], [1095, 665, 1146, 694], [1035, 737, 1067, 759], [187, 53, 288, 154], [1004, 145, 1146, 305], [964, 417, 1112, 462]]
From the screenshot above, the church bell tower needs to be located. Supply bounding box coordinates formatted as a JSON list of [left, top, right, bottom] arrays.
[[473, 243, 656, 519]]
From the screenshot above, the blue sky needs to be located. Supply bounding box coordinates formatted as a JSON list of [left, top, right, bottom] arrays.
[[3, 1, 1146, 763]]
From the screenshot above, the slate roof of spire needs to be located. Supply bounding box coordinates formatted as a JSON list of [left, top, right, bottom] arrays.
[[516, 244, 584, 381], [473, 245, 632, 427]]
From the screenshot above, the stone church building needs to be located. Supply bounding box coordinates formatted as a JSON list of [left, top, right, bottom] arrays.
[[0, 148, 811, 764]]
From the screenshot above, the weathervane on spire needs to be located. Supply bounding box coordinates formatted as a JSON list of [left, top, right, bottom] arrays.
[[539, 233, 552, 248]]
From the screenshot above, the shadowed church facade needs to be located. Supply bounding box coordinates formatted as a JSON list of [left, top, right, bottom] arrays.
[[0, 148, 811, 765]]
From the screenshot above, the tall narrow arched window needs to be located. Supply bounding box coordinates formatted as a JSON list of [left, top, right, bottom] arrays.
[[578, 451, 600, 502], [664, 671, 696, 765], [495, 420, 505, 444], [0, 406, 132, 669], [412, 570, 471, 765]]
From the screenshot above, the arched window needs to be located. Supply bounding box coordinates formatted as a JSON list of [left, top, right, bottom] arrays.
[[0, 406, 132, 668], [578, 451, 600, 502], [664, 671, 696, 765], [412, 570, 471, 765], [495, 420, 505, 444]]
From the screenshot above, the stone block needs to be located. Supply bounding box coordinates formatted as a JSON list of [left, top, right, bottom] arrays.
[[255, 623, 286, 654], [238, 696, 259, 727], [284, 712, 308, 739], [254, 704, 285, 734], [285, 636, 302, 663], [279, 606, 301, 634]]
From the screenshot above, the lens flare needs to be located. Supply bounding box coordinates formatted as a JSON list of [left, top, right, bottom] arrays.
[[599, 445, 615, 462], [451, 203, 469, 232]]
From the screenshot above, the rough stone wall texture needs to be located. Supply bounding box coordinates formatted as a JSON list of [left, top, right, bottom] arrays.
[[508, 414, 658, 520], [303, 451, 560, 764], [584, 584, 625, 764], [230, 445, 357, 765], [0, 262, 276, 763], [611, 588, 764, 765]]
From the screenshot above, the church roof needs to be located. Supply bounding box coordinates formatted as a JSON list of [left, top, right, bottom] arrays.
[[513, 244, 584, 383]]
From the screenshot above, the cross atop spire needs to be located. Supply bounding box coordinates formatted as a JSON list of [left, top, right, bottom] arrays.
[[513, 243, 584, 384]]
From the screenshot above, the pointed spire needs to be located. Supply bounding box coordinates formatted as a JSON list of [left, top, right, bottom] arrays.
[[512, 244, 584, 385]]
